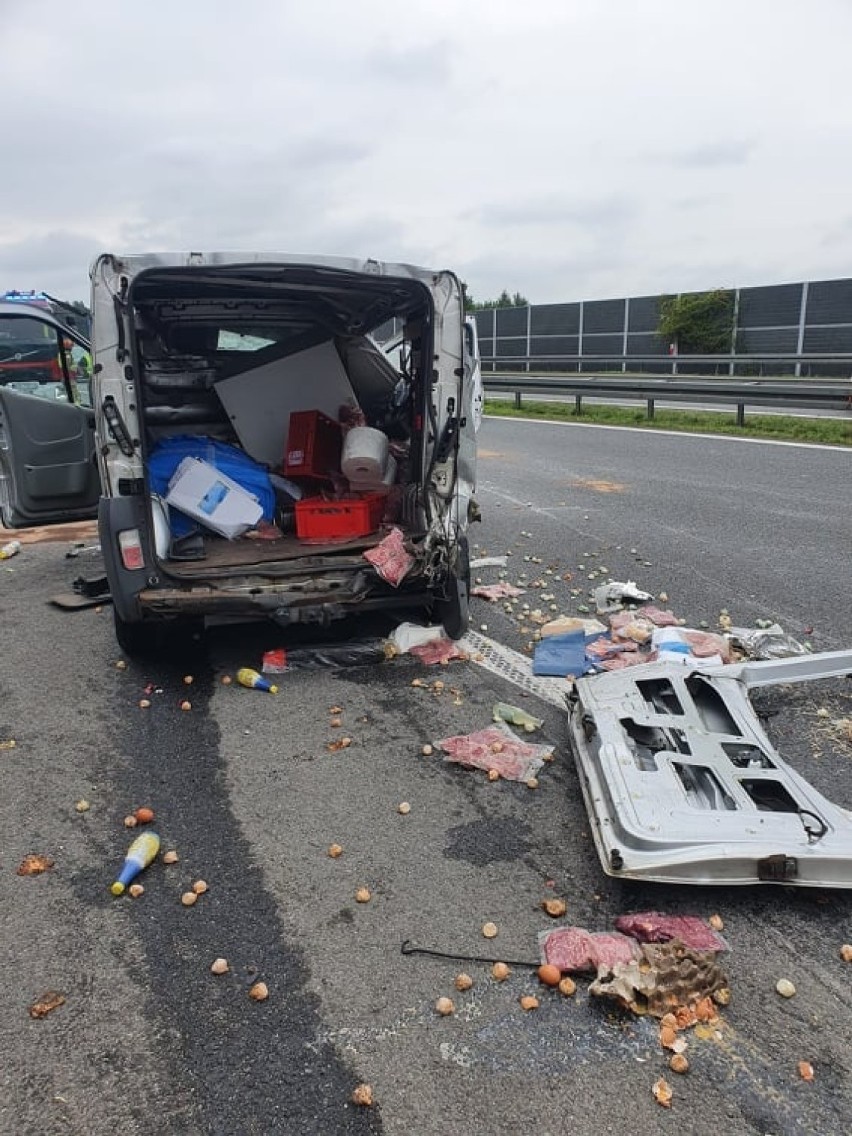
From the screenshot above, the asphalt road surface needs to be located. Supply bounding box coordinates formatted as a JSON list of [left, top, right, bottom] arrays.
[[1, 418, 850, 1136]]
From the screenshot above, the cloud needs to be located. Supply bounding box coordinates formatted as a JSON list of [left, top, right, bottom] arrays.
[[663, 140, 756, 168]]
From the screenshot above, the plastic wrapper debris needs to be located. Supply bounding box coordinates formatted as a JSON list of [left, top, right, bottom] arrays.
[[262, 640, 394, 673], [652, 627, 726, 668], [589, 941, 729, 1017], [469, 556, 508, 569], [614, 912, 728, 952], [389, 623, 445, 654], [492, 702, 543, 732], [585, 637, 638, 660], [593, 580, 654, 614], [542, 615, 607, 638], [635, 606, 680, 627], [610, 616, 655, 644], [362, 527, 413, 586], [471, 582, 525, 601], [539, 926, 640, 973], [610, 606, 680, 633], [409, 639, 467, 666], [727, 624, 809, 660], [600, 650, 659, 671], [437, 722, 553, 781]]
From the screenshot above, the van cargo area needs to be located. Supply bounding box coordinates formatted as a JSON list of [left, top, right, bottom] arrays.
[[90, 254, 475, 647]]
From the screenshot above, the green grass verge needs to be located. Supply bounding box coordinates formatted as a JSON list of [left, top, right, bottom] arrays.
[[485, 398, 852, 446]]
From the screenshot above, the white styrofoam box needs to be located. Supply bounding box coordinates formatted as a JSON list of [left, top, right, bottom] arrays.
[[165, 457, 263, 539], [213, 341, 357, 467]]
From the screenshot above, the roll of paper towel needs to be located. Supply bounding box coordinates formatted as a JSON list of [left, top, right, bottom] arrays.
[[342, 427, 389, 483]]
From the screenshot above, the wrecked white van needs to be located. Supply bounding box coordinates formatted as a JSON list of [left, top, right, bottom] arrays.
[[0, 253, 478, 654]]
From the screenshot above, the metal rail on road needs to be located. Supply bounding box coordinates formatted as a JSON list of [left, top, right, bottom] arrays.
[[482, 374, 852, 425]]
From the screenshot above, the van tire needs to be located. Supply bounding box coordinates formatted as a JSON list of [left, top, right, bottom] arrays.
[[436, 535, 470, 640], [113, 610, 167, 658]]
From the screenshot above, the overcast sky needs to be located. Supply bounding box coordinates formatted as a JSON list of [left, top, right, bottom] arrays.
[[3, 0, 852, 305]]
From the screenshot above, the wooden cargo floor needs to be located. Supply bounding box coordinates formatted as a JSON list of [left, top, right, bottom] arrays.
[[163, 530, 382, 575]]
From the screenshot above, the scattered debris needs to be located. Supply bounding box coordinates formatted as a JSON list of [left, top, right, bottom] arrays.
[[410, 639, 467, 666], [328, 844, 344, 859], [492, 962, 510, 981], [363, 527, 413, 586], [798, 1061, 815, 1082], [134, 806, 155, 824], [0, 538, 22, 560], [537, 964, 561, 986], [211, 958, 229, 975], [0, 739, 16, 750], [397, 802, 411, 815], [492, 702, 542, 732], [540, 926, 638, 973], [708, 914, 724, 932], [589, 942, 728, 1017], [29, 991, 66, 1019], [727, 624, 809, 660], [840, 944, 852, 962], [542, 898, 567, 918], [469, 556, 508, 569], [351, 1084, 374, 1107], [614, 913, 728, 953], [593, 581, 654, 614], [472, 583, 525, 602], [435, 996, 455, 1015], [653, 1077, 673, 1108], [236, 667, 278, 693], [388, 623, 446, 656], [128, 883, 145, 898], [454, 973, 474, 991], [181, 892, 198, 907], [355, 887, 372, 903], [249, 981, 269, 1002], [111, 829, 161, 896], [519, 995, 539, 1011], [327, 736, 353, 752], [482, 922, 498, 939], [75, 800, 90, 813], [162, 850, 179, 864], [17, 854, 55, 876], [437, 723, 553, 781], [776, 978, 796, 998]]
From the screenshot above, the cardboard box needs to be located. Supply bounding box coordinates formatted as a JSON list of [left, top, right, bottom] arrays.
[[166, 457, 263, 540]]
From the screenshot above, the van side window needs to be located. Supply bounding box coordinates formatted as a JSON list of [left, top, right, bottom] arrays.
[[0, 316, 69, 402]]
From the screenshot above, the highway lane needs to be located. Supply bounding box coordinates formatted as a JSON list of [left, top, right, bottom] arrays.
[[0, 419, 850, 1135]]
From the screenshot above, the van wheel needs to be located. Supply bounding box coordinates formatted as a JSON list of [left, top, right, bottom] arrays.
[[436, 535, 470, 640], [113, 610, 167, 658]]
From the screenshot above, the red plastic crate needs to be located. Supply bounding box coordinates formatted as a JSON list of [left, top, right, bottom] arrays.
[[295, 492, 387, 540], [283, 410, 342, 479]]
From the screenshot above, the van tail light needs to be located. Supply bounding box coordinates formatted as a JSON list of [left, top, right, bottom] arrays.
[[118, 529, 145, 571]]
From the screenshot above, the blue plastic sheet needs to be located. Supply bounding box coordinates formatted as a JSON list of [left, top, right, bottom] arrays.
[[532, 630, 606, 677], [148, 436, 275, 536]]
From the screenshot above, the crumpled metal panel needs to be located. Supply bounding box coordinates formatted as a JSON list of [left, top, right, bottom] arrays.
[[568, 651, 852, 887]]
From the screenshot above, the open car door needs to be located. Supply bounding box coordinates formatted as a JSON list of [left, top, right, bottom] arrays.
[[0, 306, 100, 528]]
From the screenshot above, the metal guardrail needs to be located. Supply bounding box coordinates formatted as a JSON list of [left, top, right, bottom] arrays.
[[483, 353, 852, 367], [482, 373, 852, 425]]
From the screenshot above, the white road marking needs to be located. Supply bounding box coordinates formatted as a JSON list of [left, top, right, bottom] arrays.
[[484, 414, 851, 453]]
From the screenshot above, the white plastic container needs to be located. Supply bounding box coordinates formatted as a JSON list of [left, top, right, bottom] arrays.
[[165, 457, 263, 539]]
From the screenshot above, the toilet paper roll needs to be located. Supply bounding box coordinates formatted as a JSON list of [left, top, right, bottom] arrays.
[[341, 427, 390, 483], [349, 454, 398, 491]]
